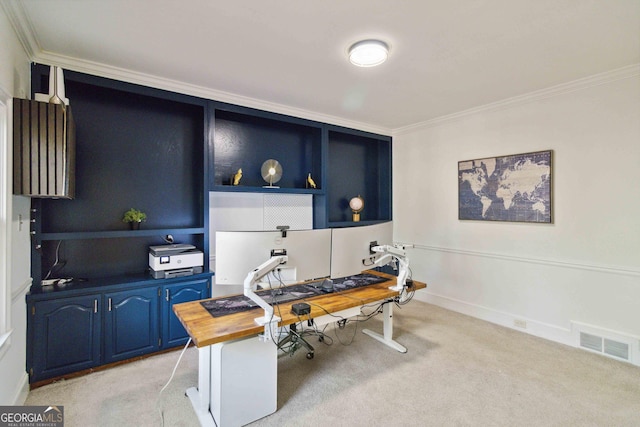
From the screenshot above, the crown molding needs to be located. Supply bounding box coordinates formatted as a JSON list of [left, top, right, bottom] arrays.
[[1, 0, 39, 60], [32, 50, 392, 136], [3, 0, 389, 133], [7, 0, 636, 138], [393, 63, 640, 136]]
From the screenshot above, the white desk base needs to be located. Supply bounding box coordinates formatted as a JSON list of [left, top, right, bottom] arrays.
[[362, 301, 407, 353], [187, 300, 406, 426], [187, 335, 277, 427]]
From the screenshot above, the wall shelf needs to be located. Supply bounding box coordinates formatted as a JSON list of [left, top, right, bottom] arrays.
[[40, 227, 206, 241], [210, 185, 323, 195], [325, 220, 390, 228]]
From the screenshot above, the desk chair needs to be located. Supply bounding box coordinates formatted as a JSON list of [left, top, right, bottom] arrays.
[[277, 322, 315, 359]]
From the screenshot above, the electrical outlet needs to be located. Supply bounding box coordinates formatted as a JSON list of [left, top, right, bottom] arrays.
[[514, 319, 527, 329]]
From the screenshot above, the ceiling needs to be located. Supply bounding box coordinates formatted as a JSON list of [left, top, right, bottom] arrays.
[[4, 0, 640, 133]]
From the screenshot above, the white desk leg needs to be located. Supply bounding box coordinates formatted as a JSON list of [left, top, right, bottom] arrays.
[[186, 346, 216, 427], [362, 302, 407, 353]]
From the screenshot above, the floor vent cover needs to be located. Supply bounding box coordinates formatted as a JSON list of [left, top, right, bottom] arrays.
[[604, 339, 629, 360], [580, 332, 603, 352], [579, 331, 630, 361]]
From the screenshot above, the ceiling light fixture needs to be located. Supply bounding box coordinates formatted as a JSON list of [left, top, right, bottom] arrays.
[[348, 39, 389, 67]]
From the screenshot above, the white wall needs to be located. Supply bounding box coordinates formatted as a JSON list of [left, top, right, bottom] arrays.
[[0, 6, 32, 404], [393, 71, 640, 361]]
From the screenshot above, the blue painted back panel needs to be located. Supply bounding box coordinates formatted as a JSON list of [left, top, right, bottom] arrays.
[[213, 109, 322, 189]]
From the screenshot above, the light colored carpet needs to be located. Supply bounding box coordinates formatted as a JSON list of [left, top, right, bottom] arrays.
[[25, 301, 640, 426]]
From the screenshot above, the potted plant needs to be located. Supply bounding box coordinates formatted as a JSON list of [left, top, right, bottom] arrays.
[[122, 208, 147, 230]]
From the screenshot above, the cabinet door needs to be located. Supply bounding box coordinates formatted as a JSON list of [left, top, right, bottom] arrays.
[[30, 295, 101, 382], [162, 278, 210, 348], [104, 287, 160, 363]]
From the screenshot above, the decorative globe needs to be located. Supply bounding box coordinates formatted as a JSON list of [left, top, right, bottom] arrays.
[[349, 196, 364, 222], [349, 196, 364, 212]]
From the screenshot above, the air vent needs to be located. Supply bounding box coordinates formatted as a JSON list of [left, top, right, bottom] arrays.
[[604, 339, 629, 360], [576, 327, 633, 363], [580, 332, 603, 352]]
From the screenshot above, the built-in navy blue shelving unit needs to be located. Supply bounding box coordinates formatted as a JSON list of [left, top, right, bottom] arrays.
[[30, 64, 210, 284], [25, 62, 391, 385], [208, 103, 392, 229], [26, 63, 215, 385]]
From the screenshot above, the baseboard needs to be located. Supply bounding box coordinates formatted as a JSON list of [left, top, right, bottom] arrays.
[[414, 290, 573, 346], [9, 372, 29, 405]]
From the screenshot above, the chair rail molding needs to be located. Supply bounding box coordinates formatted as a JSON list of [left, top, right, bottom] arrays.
[[400, 243, 640, 277]]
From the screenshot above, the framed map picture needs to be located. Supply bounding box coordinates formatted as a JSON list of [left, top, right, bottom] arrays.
[[458, 150, 552, 223]]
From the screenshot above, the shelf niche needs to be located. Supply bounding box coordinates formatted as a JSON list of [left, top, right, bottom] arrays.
[[327, 129, 391, 225], [212, 108, 322, 191], [36, 78, 205, 234]]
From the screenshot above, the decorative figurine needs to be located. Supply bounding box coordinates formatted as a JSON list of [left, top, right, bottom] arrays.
[[306, 172, 316, 189], [232, 168, 242, 186]]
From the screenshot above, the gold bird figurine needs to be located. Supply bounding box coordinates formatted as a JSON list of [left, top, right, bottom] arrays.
[[232, 168, 243, 186], [307, 173, 316, 189]]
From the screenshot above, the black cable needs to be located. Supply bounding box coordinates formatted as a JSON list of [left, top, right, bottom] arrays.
[[295, 313, 333, 346], [301, 328, 333, 346], [264, 270, 287, 343], [331, 314, 360, 346], [271, 272, 418, 352], [44, 240, 66, 280]]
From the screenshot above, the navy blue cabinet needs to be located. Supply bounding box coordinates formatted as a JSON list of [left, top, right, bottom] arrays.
[[104, 287, 160, 363], [27, 274, 212, 384], [162, 278, 210, 348], [29, 295, 101, 382]]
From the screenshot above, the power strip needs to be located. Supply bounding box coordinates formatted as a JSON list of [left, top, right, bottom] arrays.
[[41, 278, 72, 286]]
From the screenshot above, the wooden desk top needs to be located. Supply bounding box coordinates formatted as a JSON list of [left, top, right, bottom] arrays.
[[173, 270, 426, 348]]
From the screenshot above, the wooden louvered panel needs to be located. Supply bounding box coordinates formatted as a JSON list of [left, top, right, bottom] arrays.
[[12, 98, 75, 199]]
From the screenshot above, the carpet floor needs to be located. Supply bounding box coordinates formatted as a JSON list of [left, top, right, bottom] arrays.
[[26, 300, 640, 426]]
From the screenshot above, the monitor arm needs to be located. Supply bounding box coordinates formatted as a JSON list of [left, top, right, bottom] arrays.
[[244, 255, 288, 339], [370, 244, 410, 292]]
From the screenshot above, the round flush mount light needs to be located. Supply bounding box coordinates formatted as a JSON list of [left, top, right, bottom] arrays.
[[348, 39, 389, 67]]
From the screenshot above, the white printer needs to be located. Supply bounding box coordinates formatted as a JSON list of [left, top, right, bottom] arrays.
[[149, 244, 203, 279]]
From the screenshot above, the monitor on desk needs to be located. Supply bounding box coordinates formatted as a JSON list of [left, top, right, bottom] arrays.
[[215, 229, 332, 286], [330, 221, 393, 279]]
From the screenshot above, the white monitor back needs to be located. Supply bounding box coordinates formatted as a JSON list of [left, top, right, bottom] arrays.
[[330, 221, 393, 279], [215, 229, 331, 285]]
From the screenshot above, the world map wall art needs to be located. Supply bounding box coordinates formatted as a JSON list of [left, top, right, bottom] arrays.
[[458, 150, 552, 223]]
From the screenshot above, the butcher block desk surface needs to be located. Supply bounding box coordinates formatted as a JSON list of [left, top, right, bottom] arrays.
[[173, 270, 426, 348]]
